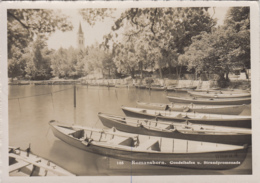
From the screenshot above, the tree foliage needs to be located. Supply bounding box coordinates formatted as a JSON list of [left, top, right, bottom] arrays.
[[51, 47, 86, 79], [79, 9, 116, 26], [8, 9, 73, 79], [100, 7, 217, 78], [181, 7, 250, 87]]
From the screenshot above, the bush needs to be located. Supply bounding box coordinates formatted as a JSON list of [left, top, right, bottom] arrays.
[[144, 77, 154, 85], [217, 77, 230, 88]]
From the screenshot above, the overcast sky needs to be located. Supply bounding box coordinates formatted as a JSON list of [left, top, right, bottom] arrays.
[[47, 7, 230, 50]]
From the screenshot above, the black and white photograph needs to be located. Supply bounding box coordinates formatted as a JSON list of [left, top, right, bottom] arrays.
[[1, 1, 259, 182]]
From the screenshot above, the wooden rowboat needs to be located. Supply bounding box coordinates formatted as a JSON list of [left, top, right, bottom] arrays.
[[167, 96, 251, 105], [135, 84, 147, 89], [121, 106, 251, 128], [98, 113, 251, 146], [49, 120, 248, 170], [9, 146, 75, 176], [115, 84, 129, 88], [188, 91, 251, 98], [194, 89, 250, 94], [148, 86, 167, 91], [174, 86, 197, 92], [136, 101, 248, 115]]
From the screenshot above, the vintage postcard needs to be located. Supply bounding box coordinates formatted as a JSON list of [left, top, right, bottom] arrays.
[[0, 1, 259, 183]]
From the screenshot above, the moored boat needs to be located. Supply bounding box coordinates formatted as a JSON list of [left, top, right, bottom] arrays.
[[188, 91, 251, 98], [115, 84, 129, 88], [135, 84, 147, 89], [9, 146, 75, 176], [49, 120, 248, 170], [98, 113, 251, 145], [149, 86, 167, 91], [167, 96, 251, 105], [121, 106, 251, 128], [174, 86, 197, 92], [166, 85, 176, 92], [194, 89, 250, 94], [136, 101, 249, 115]]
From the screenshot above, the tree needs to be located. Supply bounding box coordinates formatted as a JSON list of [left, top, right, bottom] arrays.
[[23, 36, 53, 80], [224, 7, 250, 78], [8, 9, 73, 79], [79, 9, 116, 26], [181, 7, 250, 87], [50, 47, 87, 79], [101, 8, 216, 79]]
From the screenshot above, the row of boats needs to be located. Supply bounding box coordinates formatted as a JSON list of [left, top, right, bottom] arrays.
[[48, 88, 252, 171]]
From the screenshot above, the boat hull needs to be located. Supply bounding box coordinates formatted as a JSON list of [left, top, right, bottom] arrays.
[[50, 122, 248, 170], [167, 96, 251, 105], [137, 102, 248, 115], [188, 91, 251, 98], [121, 107, 251, 128], [98, 114, 251, 146]]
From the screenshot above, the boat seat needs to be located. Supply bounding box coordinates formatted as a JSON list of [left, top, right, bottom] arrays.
[[9, 161, 30, 172], [136, 139, 160, 151], [107, 137, 133, 146]]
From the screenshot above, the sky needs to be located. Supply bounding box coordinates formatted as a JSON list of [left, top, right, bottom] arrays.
[[47, 7, 230, 50]]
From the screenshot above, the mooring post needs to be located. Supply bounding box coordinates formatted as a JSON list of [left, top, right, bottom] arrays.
[[74, 84, 77, 124]]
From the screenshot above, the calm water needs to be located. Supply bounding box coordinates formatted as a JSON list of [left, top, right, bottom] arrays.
[[8, 85, 252, 176]]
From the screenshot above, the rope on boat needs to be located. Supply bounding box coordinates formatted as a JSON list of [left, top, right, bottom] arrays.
[[8, 87, 74, 100]]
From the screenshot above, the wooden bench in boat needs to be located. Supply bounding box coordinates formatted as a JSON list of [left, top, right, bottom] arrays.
[[107, 137, 133, 146], [9, 160, 30, 173], [136, 139, 160, 151]]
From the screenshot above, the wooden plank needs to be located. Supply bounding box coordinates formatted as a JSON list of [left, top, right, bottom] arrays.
[[9, 161, 30, 172]]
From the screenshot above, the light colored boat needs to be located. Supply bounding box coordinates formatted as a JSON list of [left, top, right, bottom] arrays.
[[194, 89, 250, 94], [121, 106, 251, 128], [167, 96, 251, 105], [98, 113, 251, 145], [9, 146, 75, 176], [49, 120, 248, 170], [136, 101, 249, 115], [149, 86, 167, 91], [188, 91, 251, 98]]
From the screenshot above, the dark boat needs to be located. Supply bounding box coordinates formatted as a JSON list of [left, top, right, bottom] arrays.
[[99, 83, 115, 87], [98, 113, 251, 145], [188, 91, 251, 98], [167, 96, 251, 105], [49, 120, 248, 170], [121, 106, 251, 128], [136, 101, 249, 115], [174, 86, 197, 92]]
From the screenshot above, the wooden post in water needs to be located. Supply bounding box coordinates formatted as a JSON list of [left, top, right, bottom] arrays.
[[74, 84, 77, 124], [172, 139, 174, 152], [160, 137, 162, 149]]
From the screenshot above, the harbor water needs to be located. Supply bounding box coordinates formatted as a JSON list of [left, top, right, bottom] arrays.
[[8, 85, 252, 175]]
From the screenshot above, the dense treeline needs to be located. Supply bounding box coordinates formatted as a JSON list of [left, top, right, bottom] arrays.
[[8, 7, 250, 86]]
